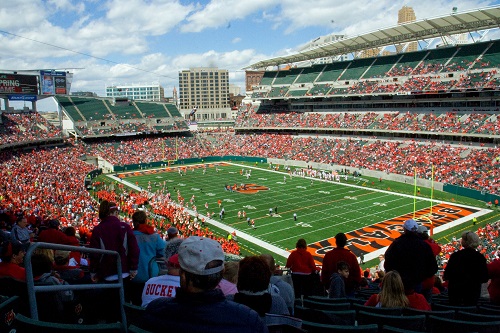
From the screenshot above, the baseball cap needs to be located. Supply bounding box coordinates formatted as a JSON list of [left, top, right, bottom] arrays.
[[403, 219, 419, 232], [167, 227, 178, 235], [167, 254, 180, 268], [178, 236, 224, 275], [417, 225, 428, 234]]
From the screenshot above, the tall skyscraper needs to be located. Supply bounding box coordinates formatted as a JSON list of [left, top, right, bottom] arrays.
[[397, 6, 418, 53]]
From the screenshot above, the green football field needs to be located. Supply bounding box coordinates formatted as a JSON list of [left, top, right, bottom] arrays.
[[112, 161, 489, 264]]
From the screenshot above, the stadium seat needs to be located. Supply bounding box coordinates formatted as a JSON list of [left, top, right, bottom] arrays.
[[455, 310, 500, 322], [302, 299, 350, 311], [351, 303, 403, 316], [477, 306, 500, 315], [478, 303, 500, 310], [428, 314, 500, 333], [306, 296, 351, 303], [0, 277, 30, 316], [301, 320, 378, 333], [382, 326, 430, 333], [402, 308, 455, 332], [356, 311, 426, 332], [294, 306, 356, 325], [123, 302, 146, 328], [431, 303, 477, 313], [0, 295, 19, 332], [13, 313, 124, 333], [128, 324, 154, 333]]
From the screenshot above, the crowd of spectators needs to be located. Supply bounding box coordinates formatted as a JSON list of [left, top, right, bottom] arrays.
[[0, 112, 62, 145], [439, 222, 500, 265], [235, 105, 500, 135]]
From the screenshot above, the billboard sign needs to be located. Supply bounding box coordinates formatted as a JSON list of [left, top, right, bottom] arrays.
[[41, 70, 67, 95], [0, 73, 38, 94], [7, 95, 38, 101]]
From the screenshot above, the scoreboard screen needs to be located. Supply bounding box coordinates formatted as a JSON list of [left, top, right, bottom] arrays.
[[41, 70, 67, 95], [0, 73, 38, 94]]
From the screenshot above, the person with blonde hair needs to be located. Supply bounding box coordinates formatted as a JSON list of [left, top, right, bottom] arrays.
[[365, 271, 409, 308], [364, 271, 430, 310], [444, 231, 489, 306]]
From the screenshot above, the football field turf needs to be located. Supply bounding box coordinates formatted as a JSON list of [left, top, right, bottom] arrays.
[[114, 162, 490, 263]]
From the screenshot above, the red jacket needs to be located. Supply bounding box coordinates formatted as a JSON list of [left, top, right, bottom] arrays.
[[0, 262, 26, 281], [37, 228, 79, 246], [364, 292, 430, 310], [321, 247, 361, 293], [286, 248, 316, 274], [488, 259, 500, 304]]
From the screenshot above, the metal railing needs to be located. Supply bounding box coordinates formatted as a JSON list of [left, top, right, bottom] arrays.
[[24, 242, 127, 330]]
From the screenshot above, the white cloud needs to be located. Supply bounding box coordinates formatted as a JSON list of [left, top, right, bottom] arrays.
[[180, 0, 278, 32], [0, 0, 497, 96]]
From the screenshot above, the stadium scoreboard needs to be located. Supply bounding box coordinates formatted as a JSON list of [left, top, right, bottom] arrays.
[[0, 70, 73, 101]]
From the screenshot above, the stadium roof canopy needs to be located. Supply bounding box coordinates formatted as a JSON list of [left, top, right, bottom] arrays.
[[244, 6, 500, 70]]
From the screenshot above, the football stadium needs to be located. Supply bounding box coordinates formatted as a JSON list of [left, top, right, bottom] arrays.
[[1, 5, 500, 332]]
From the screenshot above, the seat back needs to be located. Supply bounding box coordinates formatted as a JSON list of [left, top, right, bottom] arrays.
[[294, 306, 355, 325], [477, 306, 500, 315], [455, 310, 500, 322], [402, 308, 455, 332], [306, 296, 350, 303], [128, 324, 154, 333], [352, 303, 403, 316], [431, 302, 477, 313], [14, 313, 123, 333], [301, 320, 378, 333], [402, 308, 454, 319], [428, 314, 500, 333], [302, 299, 350, 311], [123, 303, 146, 328], [0, 277, 30, 315], [381, 325, 429, 333], [357, 311, 426, 332], [0, 295, 19, 332]]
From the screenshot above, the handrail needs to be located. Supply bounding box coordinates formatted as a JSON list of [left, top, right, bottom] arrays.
[[24, 242, 127, 330]]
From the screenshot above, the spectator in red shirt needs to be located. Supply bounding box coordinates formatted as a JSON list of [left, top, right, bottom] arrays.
[[487, 258, 500, 304], [321, 232, 362, 296], [37, 219, 79, 246], [0, 241, 26, 281], [285, 238, 318, 297]]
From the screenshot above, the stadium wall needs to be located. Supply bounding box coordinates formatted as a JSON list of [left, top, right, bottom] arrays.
[[443, 184, 500, 203], [267, 158, 443, 191]]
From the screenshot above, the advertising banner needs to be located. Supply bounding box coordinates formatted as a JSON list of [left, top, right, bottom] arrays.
[[7, 95, 38, 101], [0, 73, 38, 94], [41, 71, 67, 95]]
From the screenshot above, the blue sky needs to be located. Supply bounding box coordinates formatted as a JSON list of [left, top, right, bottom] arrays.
[[0, 0, 499, 103]]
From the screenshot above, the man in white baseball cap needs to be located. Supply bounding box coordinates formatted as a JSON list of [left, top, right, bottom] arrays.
[[143, 236, 268, 333], [384, 219, 438, 294]]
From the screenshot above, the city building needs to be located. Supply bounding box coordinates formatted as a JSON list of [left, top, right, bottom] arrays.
[[105, 82, 164, 101], [178, 67, 231, 120], [396, 6, 418, 53], [245, 70, 265, 92]]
